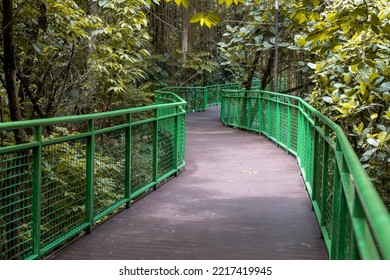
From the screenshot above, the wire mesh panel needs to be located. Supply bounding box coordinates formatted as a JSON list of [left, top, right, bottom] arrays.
[[0, 150, 33, 260], [158, 117, 176, 178], [40, 139, 87, 249], [177, 114, 186, 168], [161, 87, 205, 112], [269, 99, 278, 140], [290, 107, 299, 152], [314, 136, 325, 211], [206, 85, 219, 106], [261, 98, 269, 134], [220, 87, 390, 259], [248, 97, 260, 131], [94, 130, 126, 216], [323, 148, 335, 246], [131, 123, 154, 194], [279, 103, 289, 147]]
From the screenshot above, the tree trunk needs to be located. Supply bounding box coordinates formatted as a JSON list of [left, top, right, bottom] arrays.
[[2, 0, 29, 259], [2, 0, 26, 135], [181, 8, 189, 62]]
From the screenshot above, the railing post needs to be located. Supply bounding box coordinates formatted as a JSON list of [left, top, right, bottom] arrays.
[[330, 138, 343, 259], [125, 114, 132, 208], [297, 103, 304, 166], [221, 93, 225, 123], [86, 119, 95, 233], [276, 97, 281, 144], [258, 93, 263, 134], [287, 99, 292, 152], [311, 116, 320, 199], [174, 106, 179, 176], [320, 126, 330, 227], [204, 87, 208, 109], [267, 95, 271, 138], [153, 109, 159, 189], [32, 125, 42, 258], [246, 96, 251, 129]]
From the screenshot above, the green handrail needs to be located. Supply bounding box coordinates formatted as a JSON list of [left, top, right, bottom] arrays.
[[0, 92, 186, 260], [220, 89, 390, 260], [1, 83, 389, 260], [158, 83, 242, 112]]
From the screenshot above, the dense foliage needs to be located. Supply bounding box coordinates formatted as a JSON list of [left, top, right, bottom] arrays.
[[291, 0, 390, 208], [1, 0, 389, 209]]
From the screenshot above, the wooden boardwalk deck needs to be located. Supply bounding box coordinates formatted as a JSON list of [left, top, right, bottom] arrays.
[[53, 106, 328, 260]]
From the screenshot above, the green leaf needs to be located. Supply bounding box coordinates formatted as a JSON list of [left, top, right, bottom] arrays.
[[190, 13, 205, 23], [349, 65, 358, 74], [297, 38, 306, 47], [378, 82, 390, 92], [367, 138, 378, 147], [307, 63, 317, 70], [322, 96, 333, 104]]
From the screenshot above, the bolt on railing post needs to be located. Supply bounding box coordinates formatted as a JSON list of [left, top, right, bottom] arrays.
[[86, 119, 95, 234], [125, 114, 132, 208], [32, 125, 42, 258]]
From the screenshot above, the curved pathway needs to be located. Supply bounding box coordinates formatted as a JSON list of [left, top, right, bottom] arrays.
[[53, 106, 327, 260]]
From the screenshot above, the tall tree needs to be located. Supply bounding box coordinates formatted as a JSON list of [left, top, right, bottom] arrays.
[[2, 0, 27, 143]]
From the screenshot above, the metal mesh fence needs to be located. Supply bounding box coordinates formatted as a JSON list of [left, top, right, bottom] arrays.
[[220, 88, 390, 260], [160, 87, 205, 112], [0, 91, 186, 259], [0, 150, 34, 260], [158, 117, 176, 178], [290, 108, 299, 152], [130, 123, 154, 195], [41, 139, 87, 248], [0, 84, 388, 260], [94, 131, 126, 216]]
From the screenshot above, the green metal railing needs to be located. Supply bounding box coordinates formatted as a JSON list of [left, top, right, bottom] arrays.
[[220, 89, 390, 260], [0, 92, 186, 260], [158, 83, 241, 112], [1, 82, 389, 260]]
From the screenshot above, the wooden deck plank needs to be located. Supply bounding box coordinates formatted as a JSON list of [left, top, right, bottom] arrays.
[[52, 106, 328, 260]]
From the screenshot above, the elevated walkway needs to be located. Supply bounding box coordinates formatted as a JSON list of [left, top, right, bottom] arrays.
[[53, 107, 327, 259]]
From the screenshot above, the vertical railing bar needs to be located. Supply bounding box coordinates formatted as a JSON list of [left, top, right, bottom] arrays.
[[125, 114, 132, 208], [276, 98, 281, 145], [204, 87, 208, 109], [32, 125, 42, 258], [174, 106, 179, 176], [258, 93, 263, 134], [311, 116, 320, 200], [287, 98, 292, 152], [330, 139, 342, 259], [337, 188, 347, 259], [86, 119, 95, 234], [297, 102, 302, 162], [153, 109, 159, 190], [246, 96, 250, 129], [320, 126, 330, 226], [267, 95, 271, 138]]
